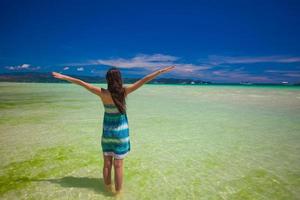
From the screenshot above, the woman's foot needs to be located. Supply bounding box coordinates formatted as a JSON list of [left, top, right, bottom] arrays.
[[104, 183, 114, 193], [114, 189, 123, 198]]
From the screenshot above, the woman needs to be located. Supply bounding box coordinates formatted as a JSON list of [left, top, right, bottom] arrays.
[[52, 65, 175, 195]]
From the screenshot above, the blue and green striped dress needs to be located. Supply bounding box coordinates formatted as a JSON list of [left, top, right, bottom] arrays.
[[101, 103, 130, 159]]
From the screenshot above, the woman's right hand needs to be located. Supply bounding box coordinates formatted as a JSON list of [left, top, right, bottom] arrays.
[[159, 66, 176, 74], [52, 72, 68, 80]]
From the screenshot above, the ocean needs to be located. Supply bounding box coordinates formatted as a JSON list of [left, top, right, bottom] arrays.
[[0, 82, 299, 199]]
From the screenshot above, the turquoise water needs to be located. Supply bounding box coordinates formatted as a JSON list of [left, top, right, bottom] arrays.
[[0, 82, 299, 199]]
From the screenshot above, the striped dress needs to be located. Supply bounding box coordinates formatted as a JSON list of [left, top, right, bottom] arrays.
[[101, 103, 130, 159]]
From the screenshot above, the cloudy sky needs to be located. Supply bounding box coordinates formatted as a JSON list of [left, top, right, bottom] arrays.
[[1, 0, 300, 83]]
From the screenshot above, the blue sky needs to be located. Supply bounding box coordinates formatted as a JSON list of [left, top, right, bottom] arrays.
[[0, 0, 300, 83]]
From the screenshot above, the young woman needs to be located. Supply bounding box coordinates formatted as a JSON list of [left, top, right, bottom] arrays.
[[52, 66, 175, 195]]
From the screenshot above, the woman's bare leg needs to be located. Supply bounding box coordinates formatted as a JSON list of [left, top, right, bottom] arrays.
[[114, 158, 123, 193], [103, 154, 113, 186]]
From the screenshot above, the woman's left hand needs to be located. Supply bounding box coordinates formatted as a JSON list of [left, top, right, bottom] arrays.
[[52, 72, 68, 80]]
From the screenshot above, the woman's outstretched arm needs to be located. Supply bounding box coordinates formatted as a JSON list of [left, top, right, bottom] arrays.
[[52, 72, 102, 97], [125, 66, 175, 95]]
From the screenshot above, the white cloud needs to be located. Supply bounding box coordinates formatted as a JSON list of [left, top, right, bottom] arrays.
[[77, 67, 84, 71], [64, 54, 211, 78], [132, 53, 178, 62], [264, 69, 300, 78], [5, 64, 40, 71], [284, 73, 300, 77], [62, 54, 300, 71], [63, 66, 69, 70], [91, 54, 212, 78], [210, 68, 272, 83], [206, 55, 300, 65], [60, 53, 300, 82], [91, 54, 178, 69], [20, 64, 30, 69], [264, 69, 300, 73]]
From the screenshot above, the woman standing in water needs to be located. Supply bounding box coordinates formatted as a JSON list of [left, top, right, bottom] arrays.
[[52, 66, 175, 196]]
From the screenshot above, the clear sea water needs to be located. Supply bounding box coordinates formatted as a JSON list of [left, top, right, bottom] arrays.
[[0, 82, 299, 199]]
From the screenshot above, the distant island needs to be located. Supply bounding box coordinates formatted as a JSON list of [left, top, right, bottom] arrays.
[[0, 72, 299, 86]]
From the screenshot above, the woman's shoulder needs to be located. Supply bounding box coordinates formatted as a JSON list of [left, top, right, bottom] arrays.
[[101, 88, 110, 95]]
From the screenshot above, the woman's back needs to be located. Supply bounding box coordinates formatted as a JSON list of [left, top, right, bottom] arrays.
[[101, 87, 130, 159], [100, 88, 120, 105]]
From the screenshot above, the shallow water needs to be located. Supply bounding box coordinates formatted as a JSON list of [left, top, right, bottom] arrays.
[[0, 82, 299, 199]]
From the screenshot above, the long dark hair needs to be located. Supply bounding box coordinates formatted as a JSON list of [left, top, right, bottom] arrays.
[[106, 67, 127, 114]]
